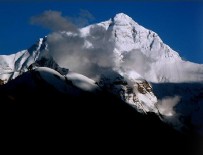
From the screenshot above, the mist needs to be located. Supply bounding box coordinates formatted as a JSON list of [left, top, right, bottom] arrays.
[[46, 24, 116, 80], [30, 10, 115, 79], [70, 9, 95, 27], [121, 49, 155, 76], [157, 96, 181, 117]]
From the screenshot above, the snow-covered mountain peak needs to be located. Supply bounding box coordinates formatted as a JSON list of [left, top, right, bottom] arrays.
[[1, 13, 201, 84], [80, 13, 203, 84], [0, 13, 203, 135], [112, 13, 138, 26], [110, 14, 180, 61], [113, 12, 131, 19]]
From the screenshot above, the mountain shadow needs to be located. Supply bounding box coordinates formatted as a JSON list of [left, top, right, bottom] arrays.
[[0, 71, 202, 155], [152, 82, 203, 138]]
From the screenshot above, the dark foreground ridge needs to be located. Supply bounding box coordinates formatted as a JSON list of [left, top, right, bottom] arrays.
[[0, 70, 202, 154]]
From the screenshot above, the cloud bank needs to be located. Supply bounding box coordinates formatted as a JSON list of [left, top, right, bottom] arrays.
[[121, 49, 155, 76], [46, 24, 116, 79], [30, 10, 78, 32], [30, 10, 94, 32]]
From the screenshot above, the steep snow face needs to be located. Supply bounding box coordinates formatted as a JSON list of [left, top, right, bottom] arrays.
[[80, 13, 203, 83], [21, 37, 49, 71], [0, 50, 30, 82], [110, 13, 203, 83], [111, 13, 181, 61], [80, 13, 181, 63], [0, 37, 62, 83]]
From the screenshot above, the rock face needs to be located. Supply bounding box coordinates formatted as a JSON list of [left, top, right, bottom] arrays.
[[0, 13, 203, 135]]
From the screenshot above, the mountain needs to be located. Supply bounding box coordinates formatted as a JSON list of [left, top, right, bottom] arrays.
[[81, 13, 203, 83], [0, 13, 203, 137], [1, 66, 201, 154]]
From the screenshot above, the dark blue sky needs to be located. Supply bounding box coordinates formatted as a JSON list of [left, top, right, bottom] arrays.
[[0, 1, 202, 63]]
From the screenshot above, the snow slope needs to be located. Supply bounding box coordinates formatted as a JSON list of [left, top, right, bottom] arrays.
[[0, 50, 30, 82], [36, 67, 100, 95]]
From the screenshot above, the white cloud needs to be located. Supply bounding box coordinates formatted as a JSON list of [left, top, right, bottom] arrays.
[[157, 96, 181, 117], [30, 10, 78, 32]]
